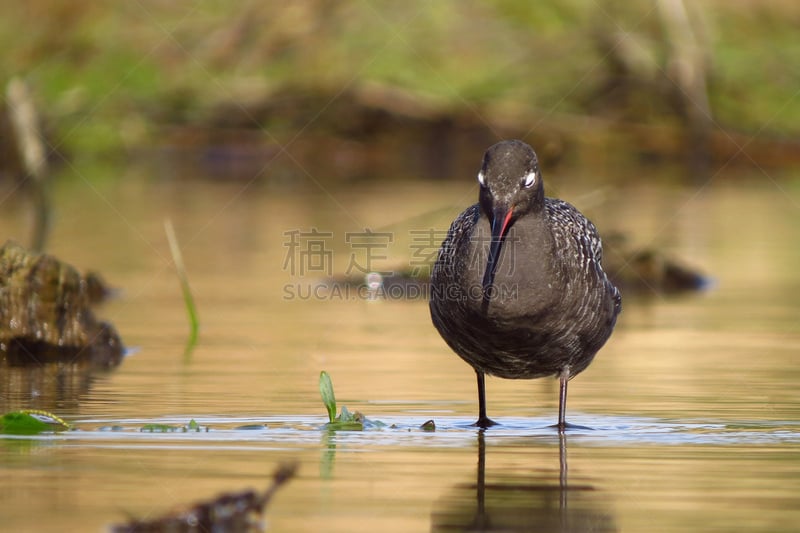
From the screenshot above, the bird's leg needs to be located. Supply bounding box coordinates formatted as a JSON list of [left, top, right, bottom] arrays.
[[552, 367, 593, 431], [557, 367, 570, 431], [474, 371, 497, 428]]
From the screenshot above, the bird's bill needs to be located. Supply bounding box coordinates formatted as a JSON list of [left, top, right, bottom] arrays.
[[482, 205, 514, 296]]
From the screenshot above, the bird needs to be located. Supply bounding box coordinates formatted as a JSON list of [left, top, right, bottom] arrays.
[[429, 139, 621, 430]]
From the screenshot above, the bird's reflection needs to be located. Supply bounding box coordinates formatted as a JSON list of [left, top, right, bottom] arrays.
[[431, 431, 617, 532]]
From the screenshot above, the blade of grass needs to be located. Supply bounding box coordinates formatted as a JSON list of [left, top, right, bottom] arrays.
[[319, 371, 337, 423], [164, 218, 199, 353]]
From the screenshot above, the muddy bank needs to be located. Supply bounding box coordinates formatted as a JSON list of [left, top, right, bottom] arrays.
[[149, 84, 800, 185]]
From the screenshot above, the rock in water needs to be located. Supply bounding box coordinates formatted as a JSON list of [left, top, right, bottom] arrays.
[[0, 241, 123, 367]]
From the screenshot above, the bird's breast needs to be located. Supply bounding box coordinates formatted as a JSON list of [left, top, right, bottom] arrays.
[[461, 219, 561, 318]]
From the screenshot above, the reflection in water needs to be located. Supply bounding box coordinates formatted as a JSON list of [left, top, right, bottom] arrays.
[[431, 432, 616, 532], [0, 361, 116, 414], [320, 429, 337, 479]]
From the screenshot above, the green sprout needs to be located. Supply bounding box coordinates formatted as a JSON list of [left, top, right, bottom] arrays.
[[318, 371, 384, 431], [319, 371, 337, 423]]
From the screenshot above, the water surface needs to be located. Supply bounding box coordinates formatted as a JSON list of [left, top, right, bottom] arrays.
[[1, 164, 799, 531]]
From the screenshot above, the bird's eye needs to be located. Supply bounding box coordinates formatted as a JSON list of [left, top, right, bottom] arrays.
[[523, 171, 536, 188], [477, 171, 486, 186]]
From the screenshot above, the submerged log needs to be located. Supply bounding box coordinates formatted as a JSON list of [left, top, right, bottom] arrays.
[[0, 241, 123, 368], [318, 236, 709, 302], [111, 462, 298, 533], [602, 233, 710, 296]]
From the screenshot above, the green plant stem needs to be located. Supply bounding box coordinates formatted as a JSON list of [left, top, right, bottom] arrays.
[[164, 218, 199, 351]]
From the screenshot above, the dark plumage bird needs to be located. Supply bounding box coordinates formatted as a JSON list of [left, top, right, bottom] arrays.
[[429, 140, 621, 430]]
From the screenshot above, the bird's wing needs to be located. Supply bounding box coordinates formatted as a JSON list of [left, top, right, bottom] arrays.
[[546, 199, 622, 314], [545, 199, 603, 266], [436, 203, 481, 266]]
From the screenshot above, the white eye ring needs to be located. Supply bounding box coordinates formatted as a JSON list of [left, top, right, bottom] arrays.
[[477, 171, 486, 186], [523, 171, 536, 188]]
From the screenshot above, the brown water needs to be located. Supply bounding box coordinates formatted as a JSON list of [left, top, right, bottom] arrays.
[[2, 162, 800, 532]]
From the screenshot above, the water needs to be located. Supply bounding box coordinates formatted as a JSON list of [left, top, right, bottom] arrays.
[[1, 162, 799, 532]]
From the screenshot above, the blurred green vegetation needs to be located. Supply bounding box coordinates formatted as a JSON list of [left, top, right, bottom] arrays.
[[1, 1, 798, 164]]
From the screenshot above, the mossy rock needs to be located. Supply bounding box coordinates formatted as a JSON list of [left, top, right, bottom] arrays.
[[0, 241, 123, 368]]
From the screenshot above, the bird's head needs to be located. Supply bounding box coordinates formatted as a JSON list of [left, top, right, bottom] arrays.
[[477, 140, 544, 300]]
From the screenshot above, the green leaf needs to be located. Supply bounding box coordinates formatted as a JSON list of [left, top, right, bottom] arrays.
[[0, 410, 70, 434], [235, 424, 267, 431], [140, 420, 206, 432], [140, 424, 180, 433], [319, 371, 337, 423], [326, 420, 364, 431]]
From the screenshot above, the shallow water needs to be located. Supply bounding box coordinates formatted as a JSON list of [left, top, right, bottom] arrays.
[[1, 162, 800, 531]]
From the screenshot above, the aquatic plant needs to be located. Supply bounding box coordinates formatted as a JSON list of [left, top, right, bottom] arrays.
[[0, 410, 70, 434], [318, 371, 384, 430], [164, 219, 199, 354]]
